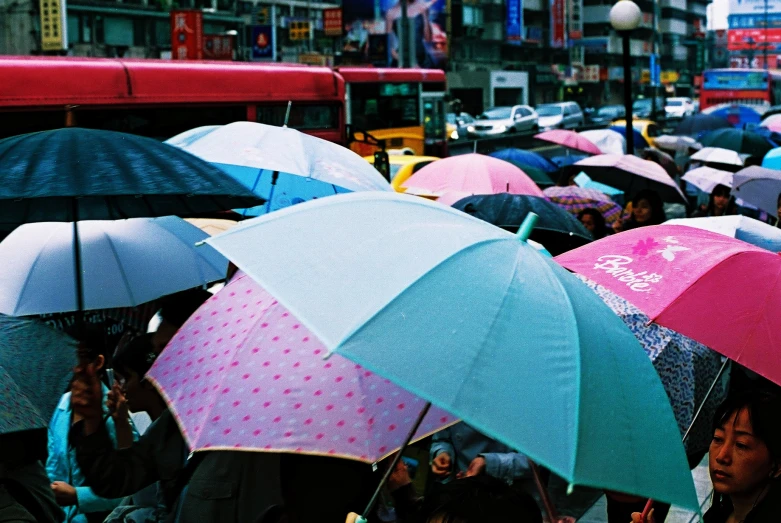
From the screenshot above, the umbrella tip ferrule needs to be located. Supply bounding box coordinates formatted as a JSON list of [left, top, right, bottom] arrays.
[[516, 213, 539, 242], [195, 240, 207, 247], [567, 483, 575, 495], [323, 349, 335, 361]]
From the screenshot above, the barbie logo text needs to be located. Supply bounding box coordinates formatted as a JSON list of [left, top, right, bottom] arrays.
[[592, 255, 662, 293]]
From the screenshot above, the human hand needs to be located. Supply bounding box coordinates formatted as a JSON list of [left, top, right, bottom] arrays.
[[387, 455, 412, 492], [630, 508, 655, 523], [51, 481, 77, 506], [464, 456, 486, 477], [430, 452, 452, 477], [70, 364, 103, 434], [106, 381, 128, 422]]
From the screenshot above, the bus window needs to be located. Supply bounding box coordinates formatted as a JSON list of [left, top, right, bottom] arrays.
[[73, 105, 248, 140], [256, 104, 339, 130], [0, 110, 66, 139], [350, 83, 420, 131]]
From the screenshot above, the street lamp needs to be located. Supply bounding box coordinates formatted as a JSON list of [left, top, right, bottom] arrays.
[[610, 0, 642, 155]]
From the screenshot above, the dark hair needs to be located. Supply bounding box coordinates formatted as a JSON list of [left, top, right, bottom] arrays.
[[704, 184, 737, 217], [631, 189, 666, 226], [112, 334, 157, 379], [76, 325, 112, 363], [416, 476, 542, 523], [577, 208, 608, 239], [158, 288, 212, 328], [712, 391, 781, 466]]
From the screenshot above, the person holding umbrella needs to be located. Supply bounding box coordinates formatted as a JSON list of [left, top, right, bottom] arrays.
[[577, 208, 611, 239], [613, 190, 666, 233], [692, 184, 737, 218]]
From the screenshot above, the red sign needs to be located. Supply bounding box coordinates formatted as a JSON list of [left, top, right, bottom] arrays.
[[550, 0, 566, 48], [170, 10, 203, 60], [323, 8, 343, 37], [203, 34, 233, 60], [730, 54, 781, 68], [728, 28, 781, 50]]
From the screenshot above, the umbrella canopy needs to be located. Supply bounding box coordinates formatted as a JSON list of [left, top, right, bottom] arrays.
[[579, 129, 626, 155], [147, 274, 453, 461], [761, 147, 781, 169], [732, 165, 781, 216], [641, 148, 679, 177], [699, 128, 774, 158], [534, 130, 602, 155], [761, 113, 781, 131], [542, 186, 624, 225], [0, 217, 228, 316], [556, 224, 781, 386], [608, 126, 649, 149], [450, 193, 593, 255], [0, 315, 77, 434], [166, 122, 392, 217], [0, 128, 262, 229], [681, 166, 734, 193], [690, 147, 745, 167], [666, 215, 781, 252], [702, 104, 763, 127], [205, 192, 698, 510], [673, 114, 732, 137], [401, 154, 545, 198], [549, 155, 588, 169], [564, 154, 685, 204], [654, 135, 702, 153], [572, 173, 625, 206], [579, 278, 728, 455], [487, 149, 558, 173]]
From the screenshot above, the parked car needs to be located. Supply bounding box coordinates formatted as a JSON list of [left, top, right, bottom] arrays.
[[589, 105, 626, 125], [664, 97, 695, 119], [446, 112, 476, 141], [468, 105, 539, 137], [632, 98, 665, 120], [536, 102, 585, 131]]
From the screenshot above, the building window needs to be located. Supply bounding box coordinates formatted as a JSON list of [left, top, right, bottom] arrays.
[[463, 5, 483, 26]]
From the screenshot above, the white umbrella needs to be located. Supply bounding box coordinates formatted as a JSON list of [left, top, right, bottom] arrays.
[[682, 166, 734, 193], [0, 216, 228, 316], [666, 216, 781, 252], [579, 129, 626, 155], [733, 166, 781, 217], [690, 147, 745, 167], [654, 135, 702, 153]]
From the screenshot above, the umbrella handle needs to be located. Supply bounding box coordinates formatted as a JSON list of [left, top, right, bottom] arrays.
[[516, 213, 539, 242], [359, 402, 432, 521], [529, 459, 560, 523], [640, 499, 654, 522]]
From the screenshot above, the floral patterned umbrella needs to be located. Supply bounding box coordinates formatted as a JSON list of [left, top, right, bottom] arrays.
[[542, 186, 623, 225]]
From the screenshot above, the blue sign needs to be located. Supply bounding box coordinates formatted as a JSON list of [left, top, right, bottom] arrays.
[[702, 70, 769, 90], [650, 54, 660, 86], [506, 0, 523, 45], [251, 25, 274, 60], [526, 26, 543, 42], [729, 13, 781, 28]]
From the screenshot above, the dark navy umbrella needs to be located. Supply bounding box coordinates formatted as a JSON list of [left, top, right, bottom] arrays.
[[488, 148, 558, 172], [549, 154, 588, 168], [0, 128, 263, 228], [672, 114, 732, 137], [699, 128, 775, 158], [451, 193, 593, 255], [608, 126, 649, 149]]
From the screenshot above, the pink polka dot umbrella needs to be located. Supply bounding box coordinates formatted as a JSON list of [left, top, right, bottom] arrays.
[[146, 274, 455, 463]]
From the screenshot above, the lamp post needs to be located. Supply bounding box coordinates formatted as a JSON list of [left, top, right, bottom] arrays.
[[610, 0, 642, 155]]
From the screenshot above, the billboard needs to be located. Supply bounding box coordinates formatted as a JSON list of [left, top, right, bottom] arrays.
[[506, 0, 524, 45], [203, 34, 233, 60], [39, 0, 67, 51], [550, 0, 566, 48], [324, 8, 343, 36], [729, 0, 781, 16], [729, 13, 781, 28], [251, 25, 274, 60], [341, 0, 448, 68], [728, 27, 781, 49], [170, 10, 203, 60]]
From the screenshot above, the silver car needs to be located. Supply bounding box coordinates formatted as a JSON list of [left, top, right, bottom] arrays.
[[536, 102, 585, 131], [467, 105, 539, 137]]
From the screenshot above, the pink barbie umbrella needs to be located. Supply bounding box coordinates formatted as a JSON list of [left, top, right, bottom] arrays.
[[146, 274, 455, 461], [401, 154, 545, 199], [556, 225, 781, 385], [534, 130, 603, 155]]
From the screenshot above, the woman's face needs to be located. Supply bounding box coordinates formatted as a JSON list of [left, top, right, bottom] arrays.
[[709, 407, 777, 496], [632, 199, 653, 224], [713, 191, 730, 212], [579, 214, 596, 233]]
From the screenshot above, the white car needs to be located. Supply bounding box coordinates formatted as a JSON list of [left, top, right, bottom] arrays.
[[665, 97, 695, 119], [468, 105, 539, 137]]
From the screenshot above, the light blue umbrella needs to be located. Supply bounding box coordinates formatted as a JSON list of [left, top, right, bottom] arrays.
[[762, 146, 781, 170], [666, 215, 781, 252], [573, 171, 625, 206], [166, 122, 392, 217], [205, 192, 698, 511], [0, 216, 227, 316]]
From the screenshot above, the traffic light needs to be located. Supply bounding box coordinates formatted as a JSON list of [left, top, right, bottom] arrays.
[[257, 7, 269, 25], [289, 20, 310, 41]]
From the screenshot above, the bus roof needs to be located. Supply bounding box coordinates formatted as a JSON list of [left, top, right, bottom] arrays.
[[335, 67, 446, 83], [0, 56, 344, 107]]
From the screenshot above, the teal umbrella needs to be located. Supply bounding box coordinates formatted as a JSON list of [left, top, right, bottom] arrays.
[[205, 193, 698, 512]]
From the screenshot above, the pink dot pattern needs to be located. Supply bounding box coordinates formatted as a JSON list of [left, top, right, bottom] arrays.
[[147, 274, 454, 463]]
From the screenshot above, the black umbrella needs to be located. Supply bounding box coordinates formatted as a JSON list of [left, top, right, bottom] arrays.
[[0, 128, 263, 318], [698, 128, 775, 158], [672, 114, 732, 137], [451, 193, 593, 255]]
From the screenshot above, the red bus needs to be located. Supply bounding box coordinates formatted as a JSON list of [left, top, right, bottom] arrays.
[[700, 68, 781, 111], [0, 57, 346, 143], [337, 67, 448, 157]]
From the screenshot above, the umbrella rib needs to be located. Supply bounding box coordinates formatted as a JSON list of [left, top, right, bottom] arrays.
[[13, 226, 64, 315], [102, 227, 138, 306]]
